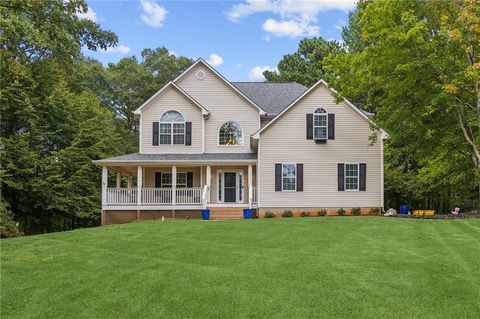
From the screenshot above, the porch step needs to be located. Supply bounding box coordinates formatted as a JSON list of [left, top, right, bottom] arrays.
[[209, 208, 244, 220]]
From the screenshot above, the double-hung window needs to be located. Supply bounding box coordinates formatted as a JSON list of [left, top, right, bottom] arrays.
[[345, 164, 359, 191], [159, 111, 185, 145], [282, 164, 296, 191], [313, 107, 328, 140], [161, 172, 187, 188]]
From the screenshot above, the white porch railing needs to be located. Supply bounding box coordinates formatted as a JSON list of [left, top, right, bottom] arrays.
[[142, 188, 172, 205], [176, 187, 203, 205], [106, 188, 137, 205]]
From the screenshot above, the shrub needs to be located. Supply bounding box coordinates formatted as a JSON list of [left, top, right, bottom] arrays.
[[337, 208, 346, 216], [369, 207, 381, 216], [317, 209, 327, 217], [264, 211, 275, 218], [300, 211, 310, 217], [281, 210, 293, 218], [351, 207, 362, 216], [0, 202, 23, 238]]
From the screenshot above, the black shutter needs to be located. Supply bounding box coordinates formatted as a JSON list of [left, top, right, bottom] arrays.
[[275, 164, 282, 191], [185, 122, 192, 146], [187, 172, 193, 188], [328, 114, 335, 140], [155, 172, 162, 188], [359, 163, 367, 191], [306, 114, 313, 140], [152, 122, 159, 145], [296, 164, 303, 192], [338, 163, 345, 191]]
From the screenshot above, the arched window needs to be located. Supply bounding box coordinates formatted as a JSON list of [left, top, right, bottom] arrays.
[[219, 122, 243, 146], [313, 107, 327, 140], [160, 110, 185, 145]]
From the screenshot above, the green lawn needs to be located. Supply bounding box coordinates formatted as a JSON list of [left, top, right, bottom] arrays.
[[1, 217, 479, 318]]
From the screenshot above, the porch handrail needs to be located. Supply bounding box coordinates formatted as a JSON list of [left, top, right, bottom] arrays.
[[142, 188, 172, 205], [176, 187, 202, 205], [202, 185, 209, 209], [106, 188, 137, 205]]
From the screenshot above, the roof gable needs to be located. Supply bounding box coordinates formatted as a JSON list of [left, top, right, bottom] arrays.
[[253, 79, 388, 139], [133, 82, 209, 115], [173, 59, 266, 115]]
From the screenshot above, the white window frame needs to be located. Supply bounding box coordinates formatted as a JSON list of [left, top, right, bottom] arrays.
[[217, 121, 244, 146], [344, 163, 359, 191], [159, 110, 185, 145], [281, 163, 297, 192], [313, 107, 328, 140], [161, 172, 188, 188]]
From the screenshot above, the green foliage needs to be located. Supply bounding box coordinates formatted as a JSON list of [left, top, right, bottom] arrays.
[[264, 211, 275, 218], [324, 0, 480, 211], [300, 211, 310, 217], [337, 208, 346, 216], [351, 207, 362, 216], [263, 37, 344, 87], [0, 199, 23, 238], [317, 209, 327, 217], [281, 210, 293, 218]]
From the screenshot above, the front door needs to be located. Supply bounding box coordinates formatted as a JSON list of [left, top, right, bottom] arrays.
[[223, 172, 237, 203]]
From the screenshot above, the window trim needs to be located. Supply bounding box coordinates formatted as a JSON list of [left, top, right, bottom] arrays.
[[281, 163, 297, 192], [217, 121, 244, 147], [313, 107, 328, 140], [159, 110, 185, 146], [344, 163, 360, 192], [160, 172, 188, 188]]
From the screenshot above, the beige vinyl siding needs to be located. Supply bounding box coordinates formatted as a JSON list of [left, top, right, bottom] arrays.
[[258, 85, 382, 208], [176, 64, 259, 153], [140, 87, 203, 154]]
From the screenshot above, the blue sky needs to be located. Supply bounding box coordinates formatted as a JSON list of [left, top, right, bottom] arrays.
[[80, 0, 355, 81]]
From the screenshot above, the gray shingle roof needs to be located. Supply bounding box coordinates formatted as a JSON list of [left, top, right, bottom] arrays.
[[231, 82, 307, 116], [93, 153, 257, 163]]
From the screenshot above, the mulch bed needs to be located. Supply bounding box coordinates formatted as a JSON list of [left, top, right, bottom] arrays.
[[387, 212, 480, 219]]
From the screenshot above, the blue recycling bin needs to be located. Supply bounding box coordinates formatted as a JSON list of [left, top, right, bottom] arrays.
[[201, 209, 210, 220], [399, 205, 409, 215], [243, 209, 253, 219]]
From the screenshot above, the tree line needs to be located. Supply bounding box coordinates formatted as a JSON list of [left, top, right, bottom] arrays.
[[1, 0, 478, 236]]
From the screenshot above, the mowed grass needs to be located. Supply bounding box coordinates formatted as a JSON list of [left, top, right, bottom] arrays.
[[1, 217, 480, 318]]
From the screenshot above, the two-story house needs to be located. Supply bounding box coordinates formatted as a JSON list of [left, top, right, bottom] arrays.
[[93, 58, 388, 224]]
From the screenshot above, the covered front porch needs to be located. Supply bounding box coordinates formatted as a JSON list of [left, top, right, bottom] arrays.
[[94, 153, 257, 223]]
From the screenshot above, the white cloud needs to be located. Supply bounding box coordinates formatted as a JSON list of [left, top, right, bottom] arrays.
[[263, 18, 319, 37], [227, 0, 355, 38], [248, 65, 278, 81], [234, 63, 243, 70], [207, 53, 224, 67], [76, 6, 98, 22], [140, 0, 167, 27], [103, 45, 131, 54]]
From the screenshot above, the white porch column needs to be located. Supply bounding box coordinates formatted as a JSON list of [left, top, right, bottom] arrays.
[[102, 166, 108, 206], [127, 175, 132, 188], [116, 172, 122, 188], [172, 166, 177, 206], [137, 166, 142, 206], [248, 164, 253, 208], [206, 165, 211, 204]]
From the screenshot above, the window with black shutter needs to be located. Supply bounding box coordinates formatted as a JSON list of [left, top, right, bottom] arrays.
[[152, 122, 159, 145], [296, 164, 303, 192], [338, 163, 345, 191], [275, 164, 282, 191], [185, 122, 192, 146], [359, 163, 366, 191]]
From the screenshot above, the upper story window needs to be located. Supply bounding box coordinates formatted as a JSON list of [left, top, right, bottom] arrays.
[[160, 111, 185, 145], [313, 107, 327, 140], [219, 121, 243, 146]]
